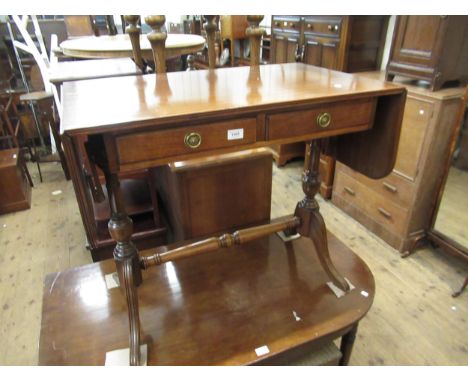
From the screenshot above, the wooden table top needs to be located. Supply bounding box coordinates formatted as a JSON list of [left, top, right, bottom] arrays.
[[59, 34, 205, 60], [49, 57, 142, 85], [38, 230, 375, 365], [61, 62, 404, 135]]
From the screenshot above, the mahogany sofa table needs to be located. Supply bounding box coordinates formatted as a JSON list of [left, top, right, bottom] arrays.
[[39, 230, 374, 366], [60, 63, 406, 365]]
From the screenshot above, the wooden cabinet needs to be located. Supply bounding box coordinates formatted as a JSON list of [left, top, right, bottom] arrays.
[[332, 71, 466, 253], [152, 149, 272, 242], [269, 16, 389, 198], [386, 16, 468, 91], [270, 16, 302, 64], [0, 148, 31, 215]]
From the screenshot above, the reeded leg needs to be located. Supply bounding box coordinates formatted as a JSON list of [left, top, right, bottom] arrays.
[[105, 171, 142, 366], [294, 140, 349, 292]]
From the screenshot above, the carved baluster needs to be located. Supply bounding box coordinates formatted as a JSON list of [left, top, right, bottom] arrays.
[[246, 15, 265, 66], [186, 54, 195, 71], [87, 136, 144, 366], [99, 155, 142, 365], [203, 15, 217, 69], [124, 15, 144, 72], [145, 15, 167, 74], [294, 140, 350, 292]]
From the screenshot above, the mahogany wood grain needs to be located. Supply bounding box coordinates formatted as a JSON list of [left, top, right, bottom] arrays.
[[154, 149, 273, 241], [267, 97, 376, 140], [60, 62, 404, 364], [141, 217, 299, 268], [61, 63, 405, 181], [116, 117, 258, 165], [39, 231, 374, 366]]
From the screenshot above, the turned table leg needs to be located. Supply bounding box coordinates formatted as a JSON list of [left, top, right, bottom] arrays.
[[104, 170, 142, 366], [294, 140, 350, 292]]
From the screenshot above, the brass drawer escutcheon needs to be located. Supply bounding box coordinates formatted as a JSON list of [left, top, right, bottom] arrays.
[[317, 112, 331, 128], [184, 132, 202, 149]]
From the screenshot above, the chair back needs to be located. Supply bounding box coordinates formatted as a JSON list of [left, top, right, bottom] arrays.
[[64, 16, 98, 39]]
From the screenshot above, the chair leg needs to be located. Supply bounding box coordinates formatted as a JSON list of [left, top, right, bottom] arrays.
[[22, 161, 34, 187], [452, 276, 468, 298], [30, 138, 43, 182]]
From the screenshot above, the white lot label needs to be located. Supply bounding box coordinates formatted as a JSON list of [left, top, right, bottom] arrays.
[[255, 345, 270, 357], [227, 128, 244, 140]]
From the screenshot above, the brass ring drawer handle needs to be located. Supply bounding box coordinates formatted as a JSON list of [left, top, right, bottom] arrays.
[[184, 132, 202, 149], [378, 207, 392, 219], [317, 112, 331, 128]]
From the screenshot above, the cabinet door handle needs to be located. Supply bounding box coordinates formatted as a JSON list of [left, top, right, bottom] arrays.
[[344, 186, 355, 196], [383, 182, 397, 193], [378, 207, 392, 219]]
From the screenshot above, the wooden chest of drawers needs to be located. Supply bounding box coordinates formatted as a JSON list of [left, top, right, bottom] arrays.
[[332, 72, 466, 253]]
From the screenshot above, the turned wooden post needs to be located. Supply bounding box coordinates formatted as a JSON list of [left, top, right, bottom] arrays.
[[103, 168, 142, 366], [145, 15, 167, 74], [246, 15, 265, 66], [186, 54, 195, 71], [123, 15, 144, 71], [203, 15, 218, 69], [294, 140, 350, 292]]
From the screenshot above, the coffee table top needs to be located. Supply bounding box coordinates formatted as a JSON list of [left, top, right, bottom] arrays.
[[38, 231, 374, 365]]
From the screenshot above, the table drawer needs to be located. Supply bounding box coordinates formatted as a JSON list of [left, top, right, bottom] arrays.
[[334, 170, 409, 235], [267, 98, 376, 141], [336, 163, 415, 208], [116, 118, 257, 165]]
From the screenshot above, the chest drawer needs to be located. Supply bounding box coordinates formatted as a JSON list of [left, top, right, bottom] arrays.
[[267, 98, 376, 141], [334, 170, 410, 235], [336, 163, 415, 208], [272, 16, 302, 32], [116, 118, 257, 165], [303, 16, 343, 37]]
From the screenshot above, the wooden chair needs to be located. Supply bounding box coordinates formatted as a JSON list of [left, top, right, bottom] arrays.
[[11, 15, 144, 182], [0, 94, 34, 186], [64, 16, 98, 39]]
